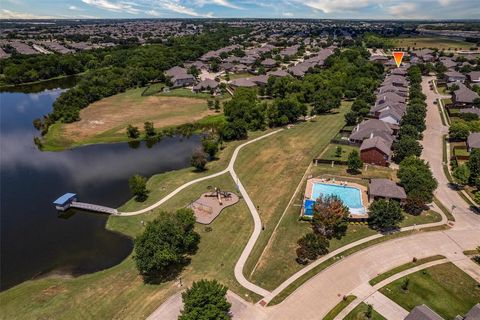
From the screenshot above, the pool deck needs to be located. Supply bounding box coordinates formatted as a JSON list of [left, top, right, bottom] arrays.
[[304, 178, 369, 219]]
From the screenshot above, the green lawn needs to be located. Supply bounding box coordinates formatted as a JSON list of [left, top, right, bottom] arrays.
[[380, 262, 480, 319], [344, 302, 386, 320], [323, 295, 357, 320], [369, 255, 445, 286], [321, 144, 360, 162], [221, 72, 251, 80], [0, 174, 261, 319], [234, 103, 351, 289]]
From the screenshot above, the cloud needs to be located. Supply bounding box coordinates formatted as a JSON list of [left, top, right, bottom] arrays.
[[282, 12, 293, 17], [145, 9, 161, 16], [155, 0, 212, 17], [194, 0, 243, 10], [0, 8, 55, 18], [297, 0, 377, 13], [81, 0, 140, 14], [68, 5, 83, 11], [387, 2, 417, 16], [438, 0, 453, 6]]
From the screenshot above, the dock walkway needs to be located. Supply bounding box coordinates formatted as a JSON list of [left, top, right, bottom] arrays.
[[70, 202, 118, 215]]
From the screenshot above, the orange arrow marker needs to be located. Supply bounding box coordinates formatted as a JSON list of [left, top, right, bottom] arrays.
[[393, 51, 404, 68]]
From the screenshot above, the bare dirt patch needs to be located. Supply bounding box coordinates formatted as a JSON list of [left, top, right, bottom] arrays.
[[60, 88, 213, 142]]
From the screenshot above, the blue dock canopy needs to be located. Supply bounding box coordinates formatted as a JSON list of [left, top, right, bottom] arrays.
[[53, 193, 77, 206]]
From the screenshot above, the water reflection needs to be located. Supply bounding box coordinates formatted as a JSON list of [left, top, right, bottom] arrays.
[[0, 87, 200, 290]]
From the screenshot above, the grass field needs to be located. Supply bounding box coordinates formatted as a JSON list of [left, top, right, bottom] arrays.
[[42, 86, 218, 150], [323, 295, 356, 320], [344, 302, 386, 320], [0, 174, 262, 319], [369, 255, 445, 286], [380, 262, 480, 319], [393, 37, 475, 51], [234, 103, 351, 288], [321, 143, 359, 161]]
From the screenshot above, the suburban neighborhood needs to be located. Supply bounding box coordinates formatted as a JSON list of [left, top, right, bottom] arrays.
[[0, 4, 480, 320]]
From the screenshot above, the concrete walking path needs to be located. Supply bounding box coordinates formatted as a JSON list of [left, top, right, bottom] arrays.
[[364, 292, 409, 320], [119, 130, 282, 297]]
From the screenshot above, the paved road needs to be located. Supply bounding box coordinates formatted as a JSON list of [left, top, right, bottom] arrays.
[[364, 292, 409, 320], [421, 76, 479, 229]]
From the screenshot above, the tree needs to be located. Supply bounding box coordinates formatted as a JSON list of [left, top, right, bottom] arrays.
[[214, 99, 220, 112], [335, 146, 342, 158], [344, 111, 358, 126], [449, 121, 470, 140], [398, 124, 420, 140], [144, 121, 155, 137], [453, 164, 470, 186], [191, 149, 208, 171], [126, 124, 140, 139], [207, 99, 214, 109], [311, 196, 349, 239], [366, 304, 373, 319], [347, 150, 363, 173], [133, 209, 199, 279], [220, 119, 248, 141], [129, 174, 149, 202], [468, 148, 480, 182], [296, 233, 329, 264], [403, 195, 427, 215], [180, 279, 231, 320], [398, 156, 438, 204], [202, 136, 219, 159], [393, 136, 423, 163], [368, 199, 404, 230]]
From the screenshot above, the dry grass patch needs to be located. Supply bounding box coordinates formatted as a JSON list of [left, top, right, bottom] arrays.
[[59, 87, 213, 143]]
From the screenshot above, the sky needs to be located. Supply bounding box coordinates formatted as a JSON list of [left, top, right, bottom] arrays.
[[1, 0, 480, 20]]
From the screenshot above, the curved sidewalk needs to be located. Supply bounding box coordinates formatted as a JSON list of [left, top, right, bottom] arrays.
[[119, 129, 282, 297]]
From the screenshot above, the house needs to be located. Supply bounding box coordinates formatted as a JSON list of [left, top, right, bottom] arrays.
[[250, 75, 269, 86], [171, 73, 196, 88], [193, 79, 219, 93], [378, 107, 406, 125], [383, 75, 408, 88], [405, 305, 443, 320], [468, 71, 480, 83], [445, 71, 467, 83], [464, 304, 480, 320], [261, 58, 277, 69], [268, 69, 289, 78], [369, 55, 389, 64], [349, 119, 395, 144], [368, 179, 407, 202], [439, 57, 457, 69], [459, 107, 480, 117], [467, 132, 480, 151], [360, 136, 392, 166], [376, 92, 407, 105], [230, 78, 256, 88], [391, 68, 408, 76], [453, 84, 480, 107], [165, 66, 187, 78], [378, 84, 408, 97]]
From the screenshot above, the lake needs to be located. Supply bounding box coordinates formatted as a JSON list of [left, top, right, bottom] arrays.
[[0, 81, 201, 290]]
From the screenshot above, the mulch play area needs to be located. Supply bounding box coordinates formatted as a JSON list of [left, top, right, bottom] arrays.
[[188, 189, 239, 224]]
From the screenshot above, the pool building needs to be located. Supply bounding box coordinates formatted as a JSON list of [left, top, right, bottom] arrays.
[[303, 178, 368, 219]]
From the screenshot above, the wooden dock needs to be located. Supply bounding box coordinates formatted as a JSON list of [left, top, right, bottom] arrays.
[[70, 202, 118, 215]]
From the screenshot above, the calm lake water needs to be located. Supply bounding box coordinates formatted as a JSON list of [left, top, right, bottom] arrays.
[[0, 81, 201, 290]]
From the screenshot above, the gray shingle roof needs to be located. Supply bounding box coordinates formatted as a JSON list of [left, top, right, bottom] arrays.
[[360, 136, 392, 155], [468, 132, 480, 149], [465, 303, 480, 320], [349, 119, 394, 141], [405, 305, 444, 320], [369, 179, 407, 200]]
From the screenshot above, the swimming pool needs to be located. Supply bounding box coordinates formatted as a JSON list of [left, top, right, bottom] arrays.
[[308, 183, 365, 215]]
